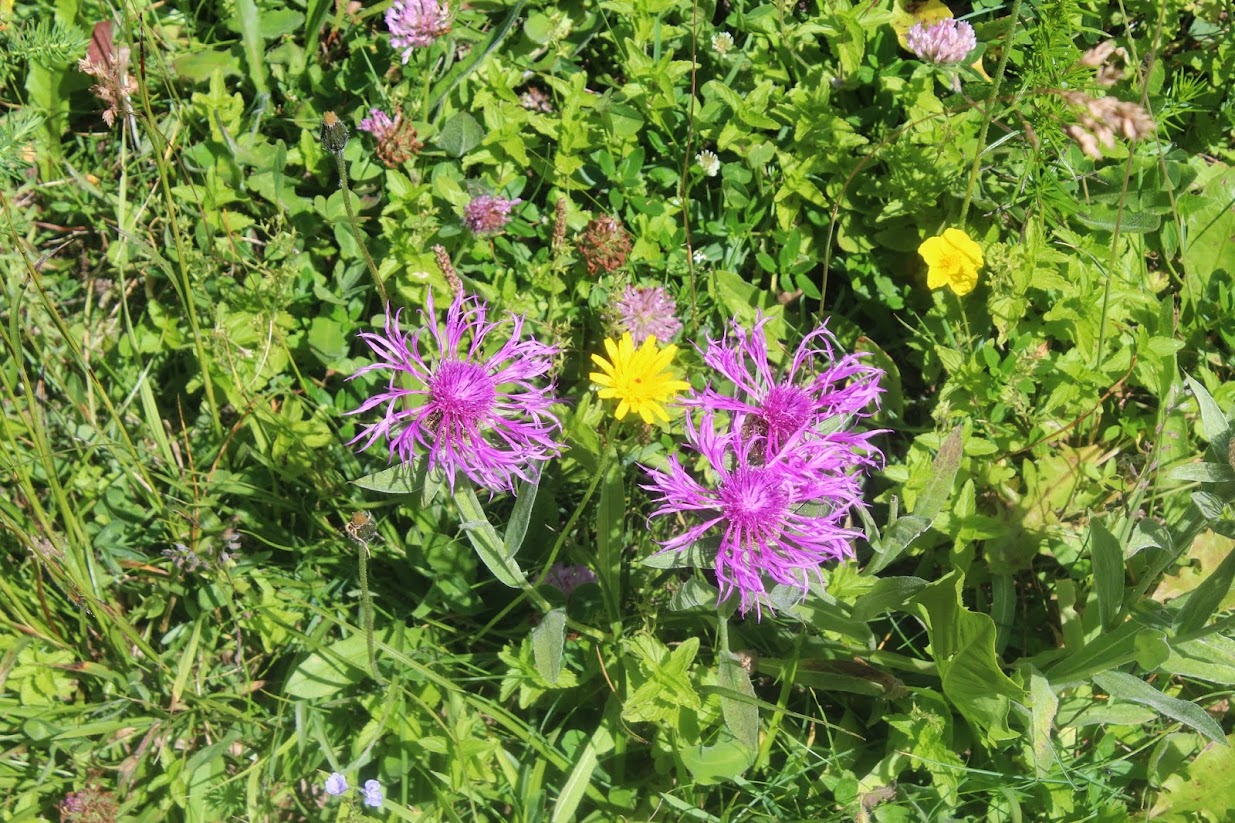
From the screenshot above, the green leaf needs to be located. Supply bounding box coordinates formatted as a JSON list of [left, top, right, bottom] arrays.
[[1174, 536, 1235, 636], [351, 461, 427, 495], [851, 576, 928, 622], [551, 721, 614, 823], [1167, 462, 1235, 483], [234, 0, 269, 96], [1093, 670, 1227, 745], [670, 578, 720, 611], [913, 425, 963, 520], [639, 539, 717, 569], [454, 484, 528, 588], [284, 632, 375, 698], [504, 477, 540, 557], [436, 112, 485, 157], [678, 731, 757, 784], [717, 652, 759, 750], [1088, 519, 1124, 630], [1074, 206, 1161, 234], [1184, 373, 1230, 443], [531, 608, 566, 685], [911, 572, 1025, 744], [1149, 732, 1235, 818]]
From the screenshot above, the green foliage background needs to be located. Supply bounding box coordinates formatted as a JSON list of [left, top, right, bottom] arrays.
[[3, 0, 1235, 819]]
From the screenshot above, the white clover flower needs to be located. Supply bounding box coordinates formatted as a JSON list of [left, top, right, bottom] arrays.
[[696, 149, 720, 177], [711, 32, 735, 55]]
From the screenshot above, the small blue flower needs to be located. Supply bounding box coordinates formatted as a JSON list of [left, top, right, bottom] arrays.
[[324, 772, 348, 796], [362, 778, 384, 808]]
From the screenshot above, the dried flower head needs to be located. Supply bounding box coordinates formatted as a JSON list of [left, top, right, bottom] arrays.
[[77, 22, 136, 130], [60, 784, 119, 823], [433, 244, 464, 296], [590, 332, 690, 424], [616, 285, 683, 345], [1061, 91, 1156, 159], [348, 293, 562, 493], [386, 0, 451, 62], [519, 86, 554, 113], [358, 107, 423, 166], [577, 216, 632, 275], [905, 18, 977, 65], [464, 194, 521, 235], [918, 228, 983, 296]]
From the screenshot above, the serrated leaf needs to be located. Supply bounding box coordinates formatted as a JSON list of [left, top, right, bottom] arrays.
[[436, 112, 484, 157], [1093, 670, 1227, 745]]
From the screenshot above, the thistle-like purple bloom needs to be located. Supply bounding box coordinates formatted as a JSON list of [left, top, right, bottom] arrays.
[[348, 293, 562, 493], [358, 108, 396, 139], [616, 285, 683, 344], [464, 194, 521, 235], [906, 18, 977, 65], [691, 314, 883, 462], [642, 409, 871, 617], [386, 0, 451, 63]]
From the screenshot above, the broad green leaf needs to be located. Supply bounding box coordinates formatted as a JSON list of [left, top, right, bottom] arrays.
[[454, 484, 527, 588], [531, 608, 566, 685], [351, 461, 427, 495], [1174, 535, 1235, 636], [717, 651, 759, 750], [1166, 462, 1235, 483], [503, 477, 540, 557], [677, 731, 756, 784], [639, 539, 717, 569], [1161, 635, 1235, 685], [1093, 670, 1227, 744], [285, 632, 376, 698], [1045, 602, 1173, 683], [1184, 373, 1230, 443], [234, 0, 269, 96], [913, 425, 964, 521], [912, 572, 1024, 744], [670, 578, 720, 611], [851, 576, 928, 622], [1025, 666, 1059, 778], [1088, 518, 1124, 630], [436, 112, 485, 157], [1149, 733, 1235, 819], [1074, 207, 1161, 234]]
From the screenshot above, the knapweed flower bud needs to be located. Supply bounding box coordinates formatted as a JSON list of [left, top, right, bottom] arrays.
[[319, 111, 349, 155]]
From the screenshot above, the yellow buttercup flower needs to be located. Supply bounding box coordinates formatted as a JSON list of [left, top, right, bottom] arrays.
[[919, 228, 984, 296], [590, 332, 690, 424]]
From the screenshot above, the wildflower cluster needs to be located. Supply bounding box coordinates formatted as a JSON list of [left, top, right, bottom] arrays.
[[642, 315, 883, 616], [463, 194, 521, 235], [324, 773, 383, 808]]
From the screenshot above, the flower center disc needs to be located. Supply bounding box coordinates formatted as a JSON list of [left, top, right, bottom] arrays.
[[428, 360, 497, 427], [719, 466, 790, 541], [760, 384, 814, 443]]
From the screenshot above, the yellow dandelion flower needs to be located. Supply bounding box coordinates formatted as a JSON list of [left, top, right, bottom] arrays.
[[590, 332, 690, 424], [918, 228, 984, 296]]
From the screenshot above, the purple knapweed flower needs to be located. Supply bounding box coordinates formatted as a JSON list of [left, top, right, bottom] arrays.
[[347, 293, 563, 493], [324, 772, 348, 796], [543, 563, 597, 598], [689, 314, 883, 463], [642, 408, 871, 617], [463, 194, 522, 235], [386, 0, 451, 63], [358, 108, 397, 139], [362, 779, 384, 808], [906, 18, 977, 65], [616, 285, 683, 345]]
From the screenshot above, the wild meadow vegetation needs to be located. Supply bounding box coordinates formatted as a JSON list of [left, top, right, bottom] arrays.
[[3, 0, 1235, 819]]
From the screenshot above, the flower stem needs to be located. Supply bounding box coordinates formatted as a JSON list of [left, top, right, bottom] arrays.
[[958, 0, 1023, 226], [333, 151, 389, 304]]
